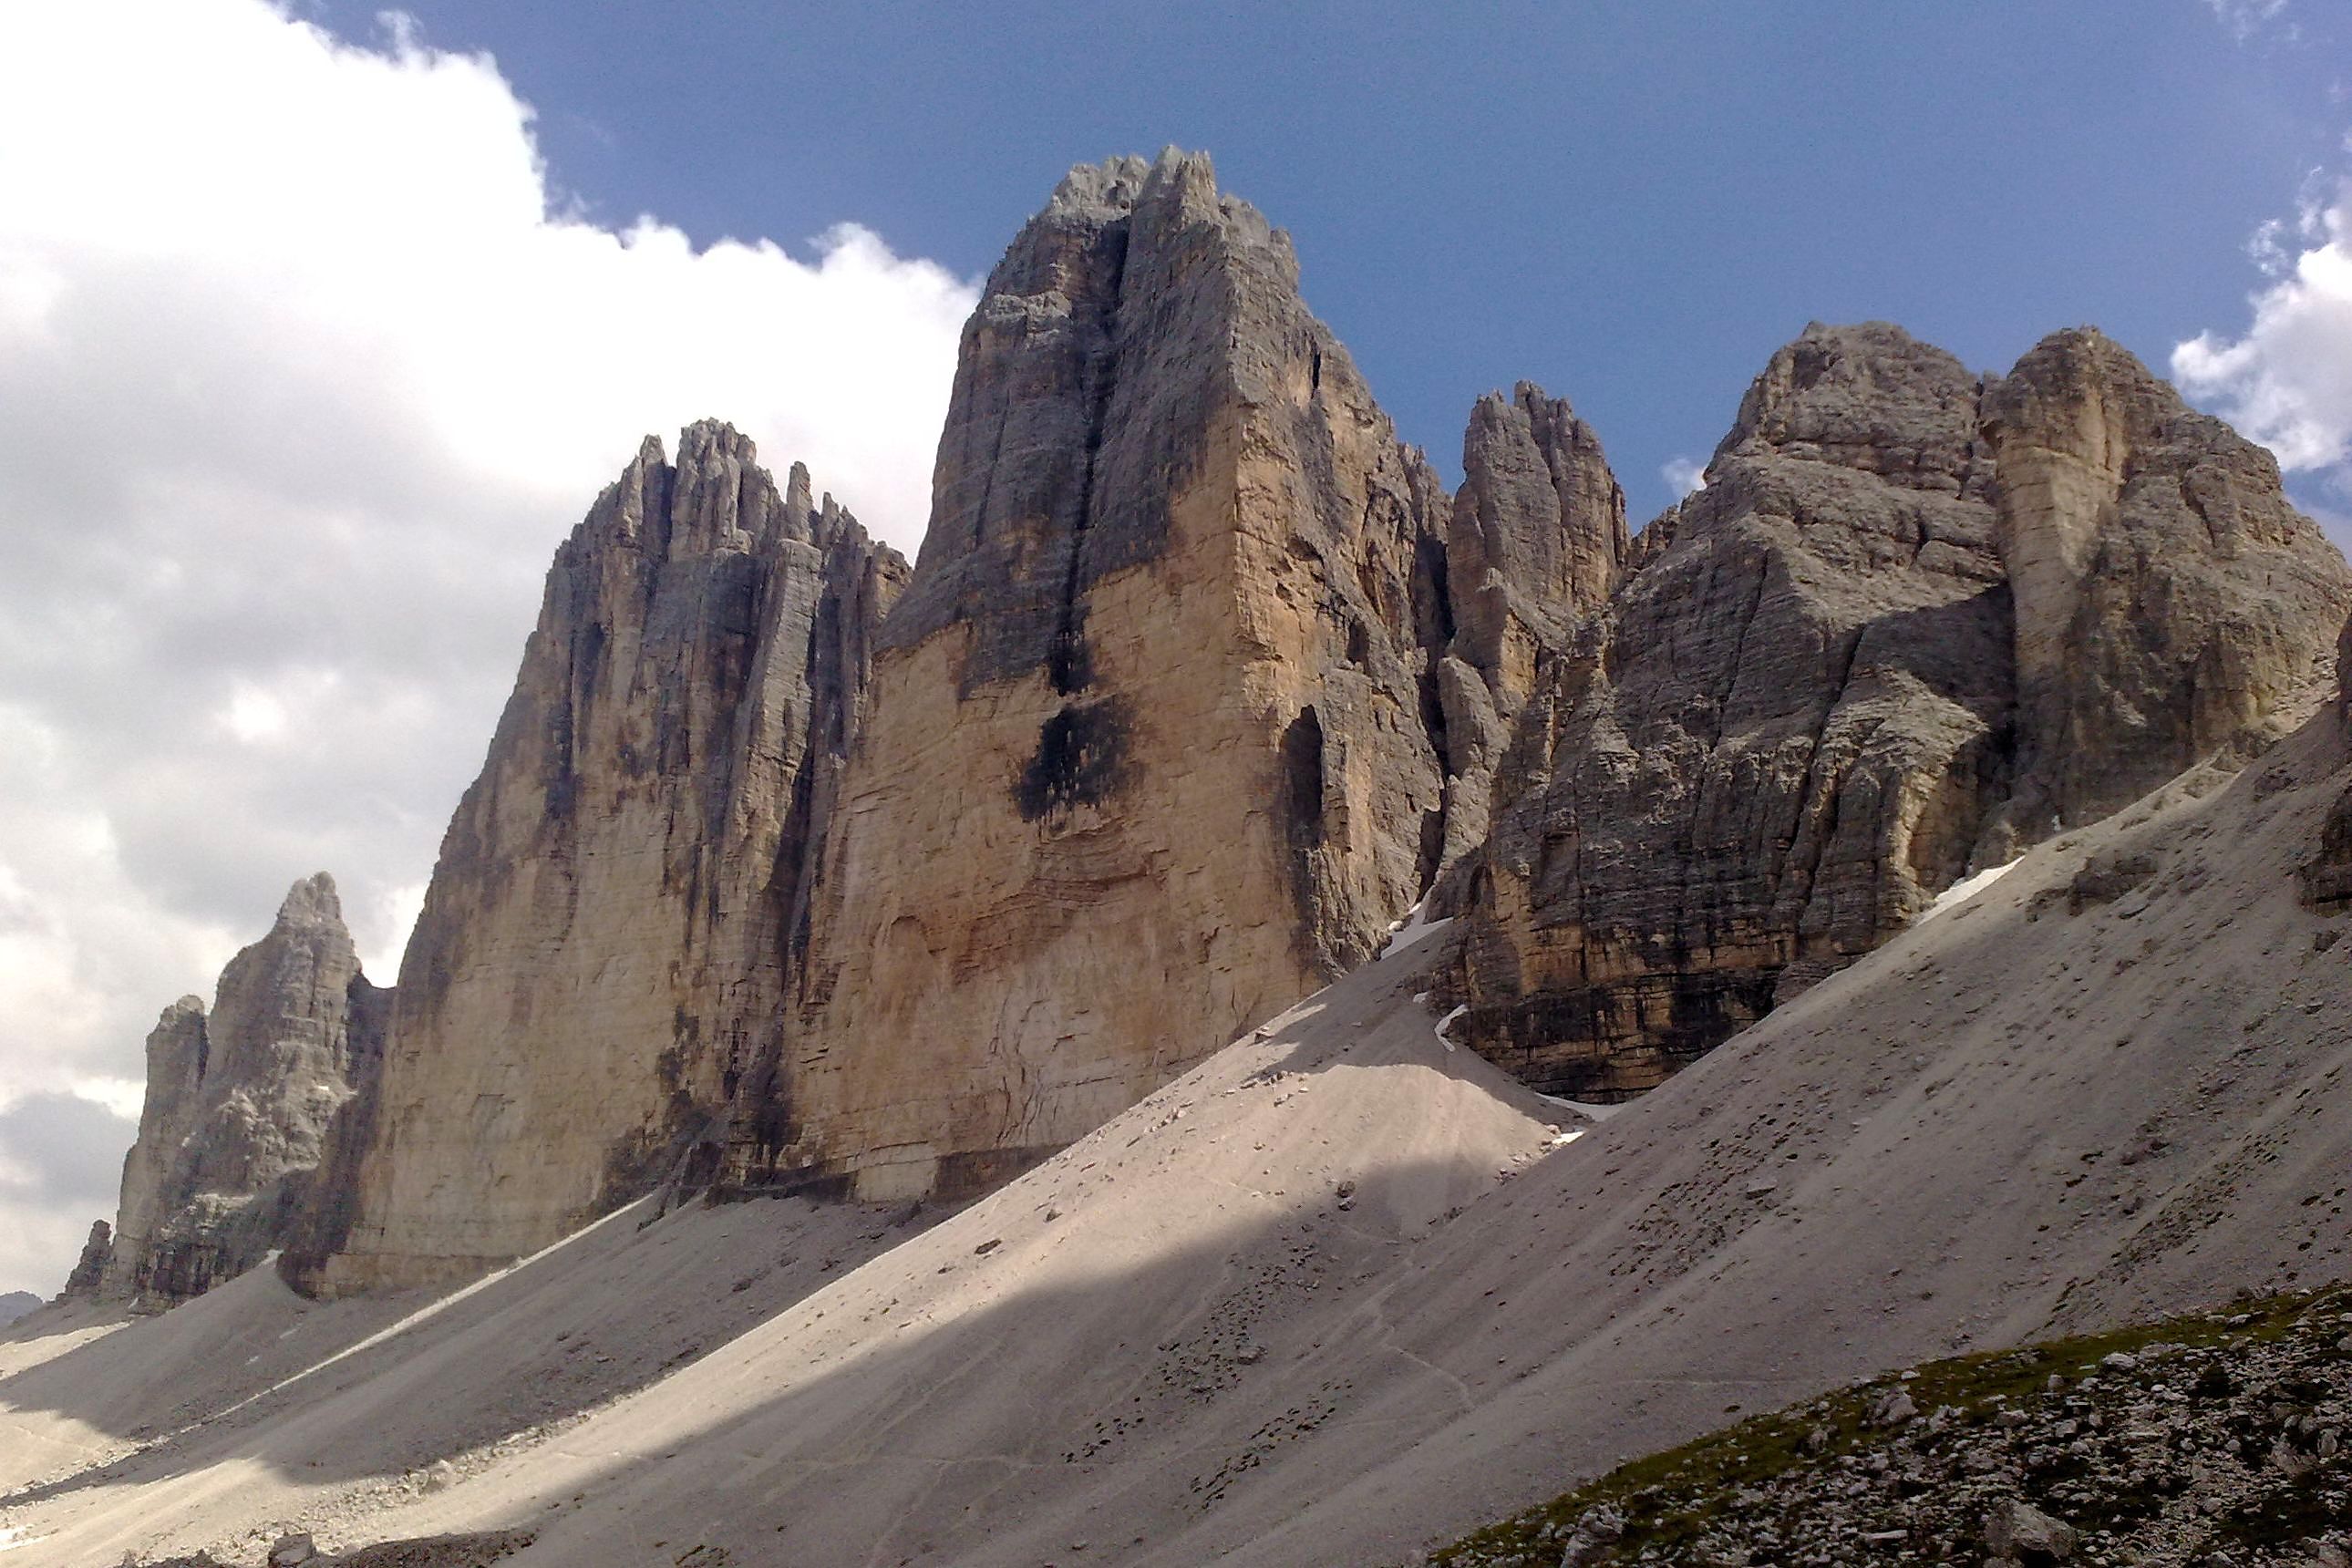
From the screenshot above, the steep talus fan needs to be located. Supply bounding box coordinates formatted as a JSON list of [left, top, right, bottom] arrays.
[[1445, 322, 2352, 1099], [287, 425, 906, 1297], [65, 873, 387, 1307], [757, 150, 1463, 1202]]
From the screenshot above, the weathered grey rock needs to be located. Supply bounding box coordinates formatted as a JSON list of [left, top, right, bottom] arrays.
[[1983, 327, 2349, 842], [1984, 1497, 2080, 1562], [59, 1222, 109, 1296], [1445, 324, 2349, 1099], [1447, 324, 2016, 1096], [77, 875, 384, 1305], [764, 150, 1454, 1201], [297, 425, 907, 1295], [1439, 384, 1627, 861]]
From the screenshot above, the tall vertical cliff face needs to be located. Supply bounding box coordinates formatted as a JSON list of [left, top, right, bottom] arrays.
[[1436, 383, 1630, 861], [1446, 324, 2351, 1099], [296, 425, 907, 1295], [82, 874, 384, 1305], [755, 150, 1455, 1202]]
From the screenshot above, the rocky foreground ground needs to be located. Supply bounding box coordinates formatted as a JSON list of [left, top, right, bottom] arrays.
[[1431, 1284, 2352, 1568]]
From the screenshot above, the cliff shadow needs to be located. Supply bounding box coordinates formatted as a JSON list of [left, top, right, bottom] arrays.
[[4, 1150, 1523, 1568]]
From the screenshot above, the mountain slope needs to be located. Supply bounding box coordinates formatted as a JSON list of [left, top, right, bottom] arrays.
[[5, 700, 2347, 1566]]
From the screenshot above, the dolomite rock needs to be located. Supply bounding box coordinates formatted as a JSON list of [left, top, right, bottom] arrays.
[[60, 1221, 109, 1296], [86, 874, 385, 1305], [758, 150, 1453, 1201], [295, 425, 906, 1294], [1438, 383, 1628, 861], [1445, 324, 2350, 1099], [1448, 324, 2016, 1097], [1982, 326, 2349, 842]]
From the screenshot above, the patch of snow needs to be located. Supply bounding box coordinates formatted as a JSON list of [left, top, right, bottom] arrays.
[[1432, 1004, 1467, 1051], [1916, 858, 2023, 924], [1536, 1092, 1624, 1122], [1380, 899, 1454, 959]]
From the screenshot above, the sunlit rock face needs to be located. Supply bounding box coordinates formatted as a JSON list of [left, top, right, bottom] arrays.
[[748, 150, 1461, 1202], [293, 426, 906, 1295], [1444, 324, 2351, 1100]]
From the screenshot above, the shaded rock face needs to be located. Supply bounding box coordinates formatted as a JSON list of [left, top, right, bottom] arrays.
[[294, 426, 907, 1295], [81, 875, 384, 1305], [1447, 324, 2350, 1099], [1436, 384, 1629, 862], [756, 150, 1457, 1202]]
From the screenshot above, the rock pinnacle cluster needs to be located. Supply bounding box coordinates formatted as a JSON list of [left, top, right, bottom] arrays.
[[61, 150, 2352, 1311]]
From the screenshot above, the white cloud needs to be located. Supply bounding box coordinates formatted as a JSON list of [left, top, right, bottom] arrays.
[[2174, 174, 2352, 494], [0, 0, 977, 1293], [2204, 0, 2292, 41], [1661, 456, 1709, 498]]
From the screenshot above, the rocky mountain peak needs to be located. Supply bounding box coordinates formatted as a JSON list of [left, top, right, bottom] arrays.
[[1443, 316, 2348, 1099], [271, 870, 342, 930], [290, 428, 908, 1295], [1716, 320, 1991, 495], [76, 874, 382, 1305], [769, 151, 1454, 1202]]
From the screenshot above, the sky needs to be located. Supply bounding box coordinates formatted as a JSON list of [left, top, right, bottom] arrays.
[[0, 0, 2347, 1295]]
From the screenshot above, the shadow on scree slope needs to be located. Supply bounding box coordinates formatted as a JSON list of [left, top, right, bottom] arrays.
[[0, 1187, 957, 1504]]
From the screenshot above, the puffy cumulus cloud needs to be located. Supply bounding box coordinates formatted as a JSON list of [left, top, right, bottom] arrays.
[[1661, 456, 1709, 499], [0, 0, 976, 1292], [2174, 172, 2352, 531]]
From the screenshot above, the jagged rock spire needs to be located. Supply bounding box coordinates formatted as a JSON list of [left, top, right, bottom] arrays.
[[292, 427, 907, 1296], [769, 151, 1457, 1202], [79, 874, 383, 1305]]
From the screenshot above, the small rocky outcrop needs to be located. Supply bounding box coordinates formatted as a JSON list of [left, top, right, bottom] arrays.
[[1445, 324, 2351, 1099], [72, 875, 385, 1306], [58, 1224, 108, 1297], [1430, 1284, 2352, 1568], [764, 150, 1457, 1202], [295, 425, 907, 1295]]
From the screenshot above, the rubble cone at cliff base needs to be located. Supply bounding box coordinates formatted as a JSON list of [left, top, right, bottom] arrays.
[[63, 873, 386, 1309], [758, 149, 1464, 1203], [1444, 321, 2350, 1101], [290, 425, 907, 1297]]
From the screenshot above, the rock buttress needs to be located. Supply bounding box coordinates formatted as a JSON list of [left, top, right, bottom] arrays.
[[294, 426, 906, 1295], [1445, 324, 2350, 1099], [1436, 382, 1629, 861], [755, 151, 1453, 1201]]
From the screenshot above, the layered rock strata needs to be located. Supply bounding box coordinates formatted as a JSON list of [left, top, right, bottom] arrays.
[[1446, 324, 2351, 1099], [750, 150, 1458, 1201], [294, 426, 906, 1295], [79, 874, 385, 1305]]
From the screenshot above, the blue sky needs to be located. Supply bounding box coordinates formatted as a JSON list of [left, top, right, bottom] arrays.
[[323, 0, 2349, 518]]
